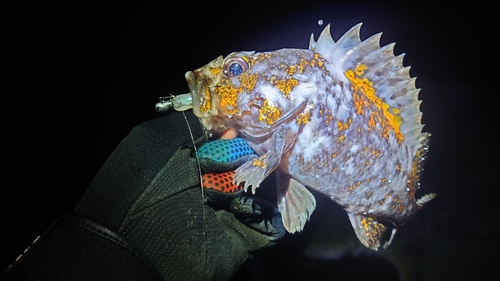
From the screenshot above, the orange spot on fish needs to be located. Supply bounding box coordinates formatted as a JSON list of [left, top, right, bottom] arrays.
[[345, 64, 404, 143]]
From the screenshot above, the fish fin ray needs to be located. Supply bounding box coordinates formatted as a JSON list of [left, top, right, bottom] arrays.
[[347, 213, 387, 250], [277, 172, 316, 233], [311, 23, 425, 155], [233, 153, 278, 194], [234, 124, 297, 194]]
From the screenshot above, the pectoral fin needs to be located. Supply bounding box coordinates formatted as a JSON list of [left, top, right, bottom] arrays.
[[347, 213, 387, 250], [234, 124, 298, 194], [277, 172, 316, 233], [233, 152, 281, 194]]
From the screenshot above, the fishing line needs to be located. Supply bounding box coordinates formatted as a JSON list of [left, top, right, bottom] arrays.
[[181, 110, 208, 278]]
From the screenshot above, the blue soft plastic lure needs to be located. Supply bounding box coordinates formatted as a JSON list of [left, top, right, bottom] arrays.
[[198, 138, 256, 163]]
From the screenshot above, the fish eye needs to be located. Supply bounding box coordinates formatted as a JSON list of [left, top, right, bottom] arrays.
[[223, 57, 248, 77]]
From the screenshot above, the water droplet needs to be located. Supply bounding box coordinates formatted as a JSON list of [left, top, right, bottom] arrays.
[[318, 19, 323, 26]]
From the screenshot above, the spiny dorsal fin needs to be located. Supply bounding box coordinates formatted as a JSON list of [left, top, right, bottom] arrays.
[[310, 23, 425, 154]]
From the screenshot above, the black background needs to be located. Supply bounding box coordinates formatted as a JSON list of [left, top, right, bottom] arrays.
[[3, 1, 497, 280]]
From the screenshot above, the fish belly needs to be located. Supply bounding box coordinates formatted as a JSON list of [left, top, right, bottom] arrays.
[[284, 115, 418, 222]]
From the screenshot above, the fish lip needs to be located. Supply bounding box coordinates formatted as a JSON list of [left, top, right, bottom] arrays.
[[208, 127, 236, 139], [185, 71, 202, 115], [185, 70, 214, 130]]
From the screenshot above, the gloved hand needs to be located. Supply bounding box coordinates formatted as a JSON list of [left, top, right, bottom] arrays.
[[2, 111, 284, 281]]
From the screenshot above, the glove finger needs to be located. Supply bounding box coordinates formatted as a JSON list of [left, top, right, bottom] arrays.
[[229, 196, 285, 242]]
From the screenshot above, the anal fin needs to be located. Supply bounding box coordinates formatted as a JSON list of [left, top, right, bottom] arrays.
[[276, 171, 316, 233], [347, 213, 388, 250]]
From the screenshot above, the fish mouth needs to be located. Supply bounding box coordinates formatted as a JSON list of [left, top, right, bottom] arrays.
[[185, 69, 233, 133], [185, 70, 209, 119]]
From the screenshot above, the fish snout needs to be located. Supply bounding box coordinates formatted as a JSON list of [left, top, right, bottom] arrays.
[[185, 70, 211, 120]]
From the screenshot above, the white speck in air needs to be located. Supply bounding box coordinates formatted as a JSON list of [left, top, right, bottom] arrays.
[[318, 19, 323, 25]]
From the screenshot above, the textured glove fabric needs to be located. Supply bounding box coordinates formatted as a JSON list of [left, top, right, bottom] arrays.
[[75, 111, 274, 280], [3, 111, 281, 281]]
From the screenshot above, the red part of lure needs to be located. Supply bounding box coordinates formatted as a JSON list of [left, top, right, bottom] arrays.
[[202, 171, 244, 194]]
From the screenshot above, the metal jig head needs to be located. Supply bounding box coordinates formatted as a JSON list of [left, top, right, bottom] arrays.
[[155, 94, 193, 113]]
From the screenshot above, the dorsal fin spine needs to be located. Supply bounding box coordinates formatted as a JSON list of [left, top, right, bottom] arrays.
[[310, 23, 425, 154]]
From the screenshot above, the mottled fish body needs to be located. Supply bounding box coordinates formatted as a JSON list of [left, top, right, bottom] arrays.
[[185, 23, 435, 250]]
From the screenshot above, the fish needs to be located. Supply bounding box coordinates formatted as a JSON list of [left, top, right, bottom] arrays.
[[185, 23, 435, 250]]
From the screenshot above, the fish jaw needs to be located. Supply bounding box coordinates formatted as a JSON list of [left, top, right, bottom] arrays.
[[185, 65, 243, 136], [185, 56, 227, 133], [185, 69, 210, 123]]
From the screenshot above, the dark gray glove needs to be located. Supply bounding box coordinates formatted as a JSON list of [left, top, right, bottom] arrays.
[[2, 111, 284, 281]]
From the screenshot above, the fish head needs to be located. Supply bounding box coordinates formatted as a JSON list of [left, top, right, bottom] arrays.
[[185, 50, 318, 138]]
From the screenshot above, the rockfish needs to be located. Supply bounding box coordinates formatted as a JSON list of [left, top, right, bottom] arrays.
[[185, 23, 435, 250]]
